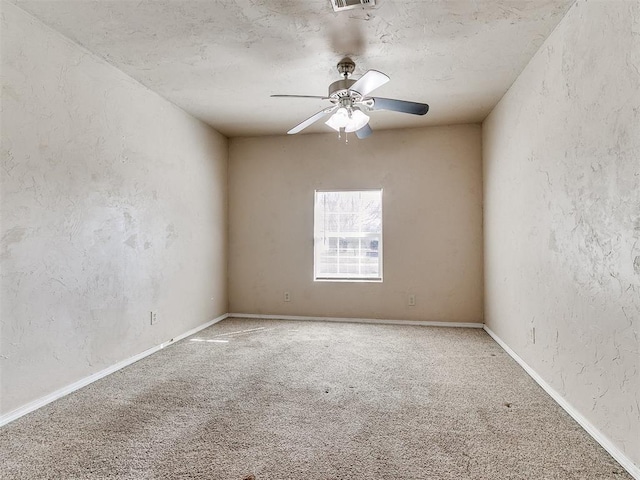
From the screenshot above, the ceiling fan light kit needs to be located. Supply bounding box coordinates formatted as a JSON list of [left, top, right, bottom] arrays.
[[325, 107, 370, 133], [272, 57, 429, 141]]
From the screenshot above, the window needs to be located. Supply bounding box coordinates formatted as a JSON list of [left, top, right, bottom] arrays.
[[314, 190, 383, 281]]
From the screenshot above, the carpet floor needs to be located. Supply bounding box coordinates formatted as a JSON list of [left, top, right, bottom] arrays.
[[0, 318, 631, 479]]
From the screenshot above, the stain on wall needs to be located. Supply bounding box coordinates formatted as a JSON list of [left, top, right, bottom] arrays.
[[228, 125, 483, 323], [0, 3, 228, 415], [483, 0, 640, 469]]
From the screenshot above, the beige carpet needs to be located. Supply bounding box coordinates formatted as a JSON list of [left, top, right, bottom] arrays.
[[0, 318, 631, 479]]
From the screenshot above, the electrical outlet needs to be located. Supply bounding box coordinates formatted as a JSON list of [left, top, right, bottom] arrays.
[[284, 292, 291, 302], [530, 327, 536, 344], [408, 294, 416, 307], [150, 311, 158, 325]]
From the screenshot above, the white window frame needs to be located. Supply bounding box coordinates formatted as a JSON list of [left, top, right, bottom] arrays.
[[313, 189, 383, 282]]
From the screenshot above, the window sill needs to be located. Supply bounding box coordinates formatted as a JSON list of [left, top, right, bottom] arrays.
[[314, 278, 383, 283]]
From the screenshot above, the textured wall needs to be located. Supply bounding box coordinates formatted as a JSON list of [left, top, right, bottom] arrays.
[[483, 0, 640, 469], [0, 3, 228, 414], [229, 125, 483, 323]]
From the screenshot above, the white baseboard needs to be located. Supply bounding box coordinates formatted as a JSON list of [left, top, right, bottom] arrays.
[[229, 312, 484, 329], [0, 313, 228, 428], [484, 326, 640, 479]]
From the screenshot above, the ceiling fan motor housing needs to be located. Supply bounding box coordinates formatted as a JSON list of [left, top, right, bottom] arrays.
[[328, 78, 358, 100]]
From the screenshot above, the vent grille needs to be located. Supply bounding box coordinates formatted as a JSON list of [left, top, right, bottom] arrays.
[[331, 0, 375, 13]]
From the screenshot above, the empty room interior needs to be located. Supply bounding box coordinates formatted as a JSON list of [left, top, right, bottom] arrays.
[[1, 0, 639, 478]]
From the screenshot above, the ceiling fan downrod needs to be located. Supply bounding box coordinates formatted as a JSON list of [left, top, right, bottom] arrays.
[[329, 59, 358, 100]]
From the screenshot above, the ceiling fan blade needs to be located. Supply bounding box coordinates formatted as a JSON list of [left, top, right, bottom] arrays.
[[355, 123, 373, 139], [370, 97, 429, 115], [349, 70, 390, 97], [287, 107, 336, 134], [272, 95, 330, 100]]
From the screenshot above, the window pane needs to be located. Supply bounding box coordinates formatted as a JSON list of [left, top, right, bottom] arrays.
[[314, 190, 382, 281]]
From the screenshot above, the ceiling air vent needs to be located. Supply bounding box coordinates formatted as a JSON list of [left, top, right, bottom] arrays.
[[330, 0, 375, 13]]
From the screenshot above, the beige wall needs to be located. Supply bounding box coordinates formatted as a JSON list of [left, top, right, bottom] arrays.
[[0, 3, 228, 414], [229, 125, 483, 322], [483, 0, 639, 470]]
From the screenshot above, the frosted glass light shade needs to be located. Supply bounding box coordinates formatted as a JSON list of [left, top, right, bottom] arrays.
[[326, 108, 370, 132], [325, 108, 349, 130]]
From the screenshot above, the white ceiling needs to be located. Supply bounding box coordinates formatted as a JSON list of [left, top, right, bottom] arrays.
[[12, 0, 575, 138]]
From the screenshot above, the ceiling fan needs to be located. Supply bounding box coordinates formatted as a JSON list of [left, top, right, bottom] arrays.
[[272, 57, 429, 139]]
